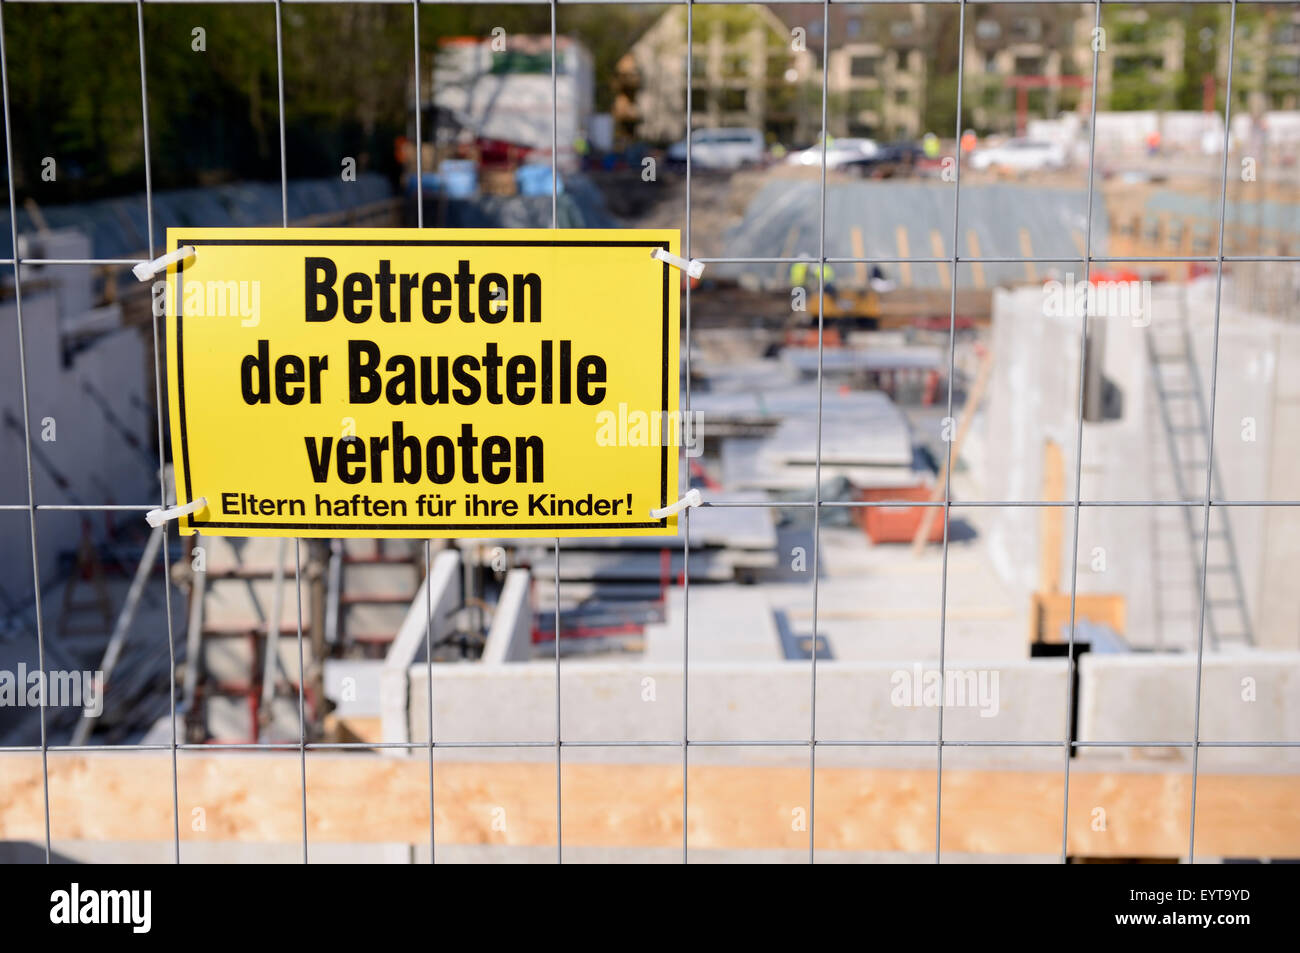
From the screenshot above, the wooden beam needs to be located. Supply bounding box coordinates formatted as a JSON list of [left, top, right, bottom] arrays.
[[929, 229, 951, 291], [911, 348, 994, 556], [1019, 227, 1038, 282], [1, 753, 1296, 857], [895, 225, 912, 288], [851, 225, 867, 288], [965, 229, 985, 290], [1033, 591, 1128, 644]]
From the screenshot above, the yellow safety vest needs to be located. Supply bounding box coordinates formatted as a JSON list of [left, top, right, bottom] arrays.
[[790, 262, 834, 286]]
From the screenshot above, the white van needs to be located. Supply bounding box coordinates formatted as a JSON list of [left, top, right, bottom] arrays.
[[667, 127, 765, 170], [968, 138, 1067, 173]]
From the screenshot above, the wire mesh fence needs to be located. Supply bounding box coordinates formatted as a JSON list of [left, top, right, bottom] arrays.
[[0, 0, 1297, 864]]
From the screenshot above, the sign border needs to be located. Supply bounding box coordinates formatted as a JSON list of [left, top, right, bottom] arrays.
[[171, 236, 673, 533]]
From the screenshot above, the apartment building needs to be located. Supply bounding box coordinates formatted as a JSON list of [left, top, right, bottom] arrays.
[[961, 5, 1093, 133], [1231, 6, 1300, 113], [627, 5, 817, 146], [1094, 7, 1186, 112], [818, 6, 930, 140], [625, 4, 1300, 145]]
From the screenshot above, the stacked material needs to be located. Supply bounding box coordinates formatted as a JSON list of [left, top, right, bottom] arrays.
[[711, 389, 925, 492], [460, 494, 778, 656], [487, 492, 778, 591], [781, 343, 944, 377]]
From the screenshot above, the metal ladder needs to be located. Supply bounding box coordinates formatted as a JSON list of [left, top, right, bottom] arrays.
[[1145, 303, 1253, 650]]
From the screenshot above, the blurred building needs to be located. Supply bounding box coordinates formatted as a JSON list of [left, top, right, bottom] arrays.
[[1230, 7, 1300, 113], [817, 6, 930, 141], [1094, 8, 1187, 113], [962, 6, 1094, 134], [626, 6, 817, 146], [625, 4, 1300, 146]]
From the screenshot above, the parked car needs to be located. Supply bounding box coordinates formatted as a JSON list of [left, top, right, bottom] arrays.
[[843, 141, 925, 178], [1200, 128, 1236, 155], [967, 138, 1067, 173], [785, 137, 879, 169], [667, 127, 765, 170]]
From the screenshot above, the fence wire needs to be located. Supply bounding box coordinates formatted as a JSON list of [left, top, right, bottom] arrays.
[[0, 0, 1293, 866]]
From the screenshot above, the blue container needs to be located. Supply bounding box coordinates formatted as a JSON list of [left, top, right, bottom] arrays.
[[408, 172, 441, 195], [516, 163, 564, 197], [438, 160, 479, 199]]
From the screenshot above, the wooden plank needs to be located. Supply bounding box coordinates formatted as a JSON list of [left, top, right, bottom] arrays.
[[323, 714, 383, 744], [895, 225, 912, 288], [1019, 227, 1038, 282], [875, 288, 992, 323], [1034, 591, 1127, 643], [929, 229, 951, 291], [2, 753, 1296, 856], [965, 229, 985, 290], [911, 348, 994, 555], [851, 225, 868, 287]]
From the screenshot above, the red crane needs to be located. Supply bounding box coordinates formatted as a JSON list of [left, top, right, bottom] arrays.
[[1004, 75, 1093, 136]]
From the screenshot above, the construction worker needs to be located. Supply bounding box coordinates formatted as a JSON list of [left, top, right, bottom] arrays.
[[790, 255, 836, 296], [922, 132, 941, 160]]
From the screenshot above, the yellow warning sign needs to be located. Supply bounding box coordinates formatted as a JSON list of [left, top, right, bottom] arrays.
[[163, 228, 681, 538]]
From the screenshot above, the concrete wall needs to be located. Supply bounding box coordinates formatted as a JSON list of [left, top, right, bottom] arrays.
[[979, 278, 1300, 650], [1080, 652, 1300, 765], [481, 569, 534, 663], [405, 652, 1300, 767]]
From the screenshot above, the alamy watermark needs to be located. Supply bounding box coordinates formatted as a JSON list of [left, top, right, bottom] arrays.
[[50, 883, 151, 933], [154, 278, 262, 327], [890, 664, 1000, 718], [0, 665, 103, 717], [595, 404, 704, 457], [1043, 273, 1153, 327]]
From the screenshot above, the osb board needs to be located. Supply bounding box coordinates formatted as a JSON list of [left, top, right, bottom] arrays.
[[1, 753, 1295, 857]]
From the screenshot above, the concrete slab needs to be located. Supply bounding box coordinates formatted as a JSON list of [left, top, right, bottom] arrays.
[[642, 585, 782, 663]]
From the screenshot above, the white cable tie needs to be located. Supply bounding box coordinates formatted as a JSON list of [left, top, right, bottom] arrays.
[[651, 247, 704, 279], [649, 488, 702, 520], [146, 496, 207, 528], [133, 245, 196, 282]]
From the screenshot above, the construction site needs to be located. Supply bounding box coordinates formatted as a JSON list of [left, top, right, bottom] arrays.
[[1, 2, 1299, 866]]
